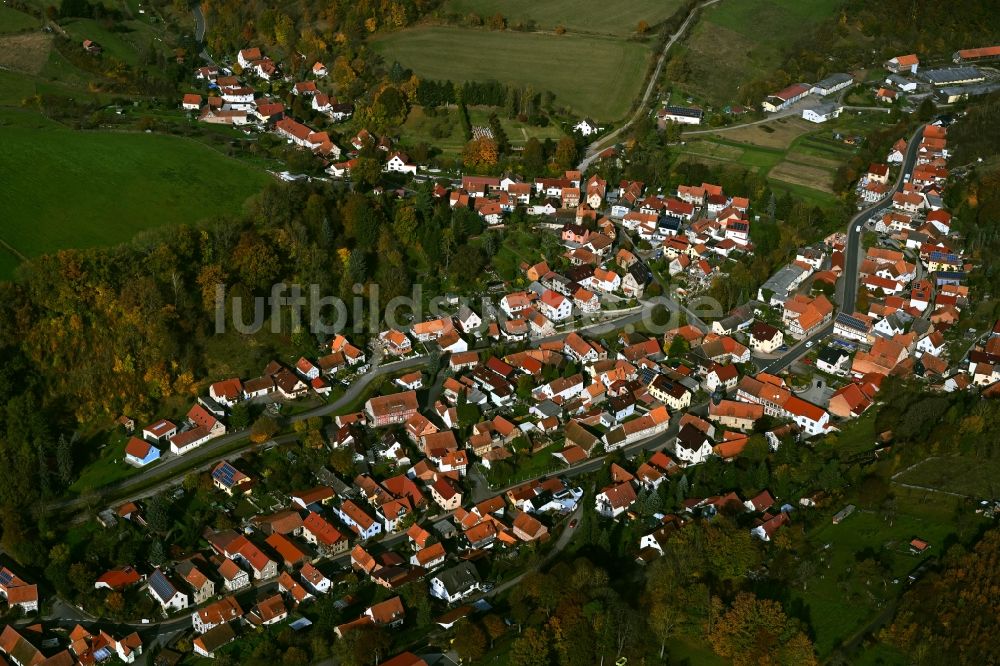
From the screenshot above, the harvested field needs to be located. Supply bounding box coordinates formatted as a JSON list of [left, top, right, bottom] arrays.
[[769, 161, 836, 193], [784, 151, 842, 169], [0, 32, 52, 75], [711, 117, 816, 149]]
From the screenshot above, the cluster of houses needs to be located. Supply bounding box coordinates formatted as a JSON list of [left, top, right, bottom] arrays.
[[63, 95, 997, 663], [95, 267, 870, 656], [782, 120, 995, 417], [431, 171, 607, 227], [1, 624, 143, 665], [632, 486, 795, 560], [657, 182, 754, 284], [326, 129, 420, 179], [182, 47, 354, 162], [123, 345, 375, 467], [824, 121, 993, 394], [593, 423, 809, 552], [123, 400, 228, 465]]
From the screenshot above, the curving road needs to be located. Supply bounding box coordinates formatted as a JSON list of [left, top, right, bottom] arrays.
[[576, 0, 723, 172], [839, 124, 925, 313], [755, 122, 926, 374], [47, 305, 666, 518], [191, 4, 214, 64]]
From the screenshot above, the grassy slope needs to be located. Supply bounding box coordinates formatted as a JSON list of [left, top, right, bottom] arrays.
[[61, 17, 159, 66], [443, 0, 683, 36], [0, 112, 269, 277], [796, 491, 972, 657], [895, 455, 1000, 498], [371, 27, 649, 120], [0, 5, 39, 32], [677, 0, 844, 105]]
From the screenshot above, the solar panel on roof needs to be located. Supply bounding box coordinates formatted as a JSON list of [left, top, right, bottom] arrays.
[[149, 570, 176, 601], [0, 570, 13, 586], [836, 313, 869, 330], [212, 462, 239, 486]]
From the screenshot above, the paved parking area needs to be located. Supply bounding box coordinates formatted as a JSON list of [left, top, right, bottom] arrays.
[[797, 377, 835, 407]]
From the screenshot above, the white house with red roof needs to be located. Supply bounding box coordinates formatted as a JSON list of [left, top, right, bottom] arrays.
[[237, 47, 262, 68], [124, 437, 161, 467], [595, 482, 637, 518], [539, 289, 572, 322], [142, 419, 176, 443]]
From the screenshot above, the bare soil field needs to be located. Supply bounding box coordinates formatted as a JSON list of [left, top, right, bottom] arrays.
[[0, 33, 52, 75], [769, 161, 836, 193]]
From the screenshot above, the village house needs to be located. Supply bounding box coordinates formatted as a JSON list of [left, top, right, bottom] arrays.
[[211, 460, 252, 496], [193, 623, 236, 658], [176, 559, 215, 605], [147, 568, 188, 612], [674, 423, 714, 465], [366, 391, 419, 427], [595, 482, 637, 518], [0, 568, 38, 614], [748, 321, 784, 353], [335, 499, 383, 540], [429, 562, 482, 603], [708, 400, 764, 431], [124, 437, 161, 467], [384, 151, 418, 175], [192, 596, 243, 634], [885, 53, 920, 74], [218, 558, 250, 591]]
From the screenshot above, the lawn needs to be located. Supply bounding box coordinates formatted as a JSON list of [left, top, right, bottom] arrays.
[[69, 432, 151, 493], [0, 5, 39, 33], [793, 489, 980, 657], [443, 0, 684, 37], [675, 0, 845, 106], [371, 27, 650, 120], [0, 115, 270, 279], [400, 105, 565, 155], [894, 454, 1000, 499], [486, 227, 547, 281]]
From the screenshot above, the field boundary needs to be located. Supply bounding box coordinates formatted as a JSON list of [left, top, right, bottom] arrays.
[[0, 237, 27, 261], [891, 456, 978, 499]]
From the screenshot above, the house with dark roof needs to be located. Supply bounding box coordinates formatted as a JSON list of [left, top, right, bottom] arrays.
[[147, 568, 188, 612], [429, 562, 481, 603], [193, 622, 236, 658]]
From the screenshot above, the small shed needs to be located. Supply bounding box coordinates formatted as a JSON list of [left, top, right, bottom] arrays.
[[832, 504, 856, 524]]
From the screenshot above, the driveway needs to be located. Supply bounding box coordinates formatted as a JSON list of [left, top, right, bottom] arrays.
[[796, 377, 834, 408]]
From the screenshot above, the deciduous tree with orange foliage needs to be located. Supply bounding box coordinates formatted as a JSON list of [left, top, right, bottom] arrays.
[[463, 137, 499, 170], [709, 592, 817, 666]]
